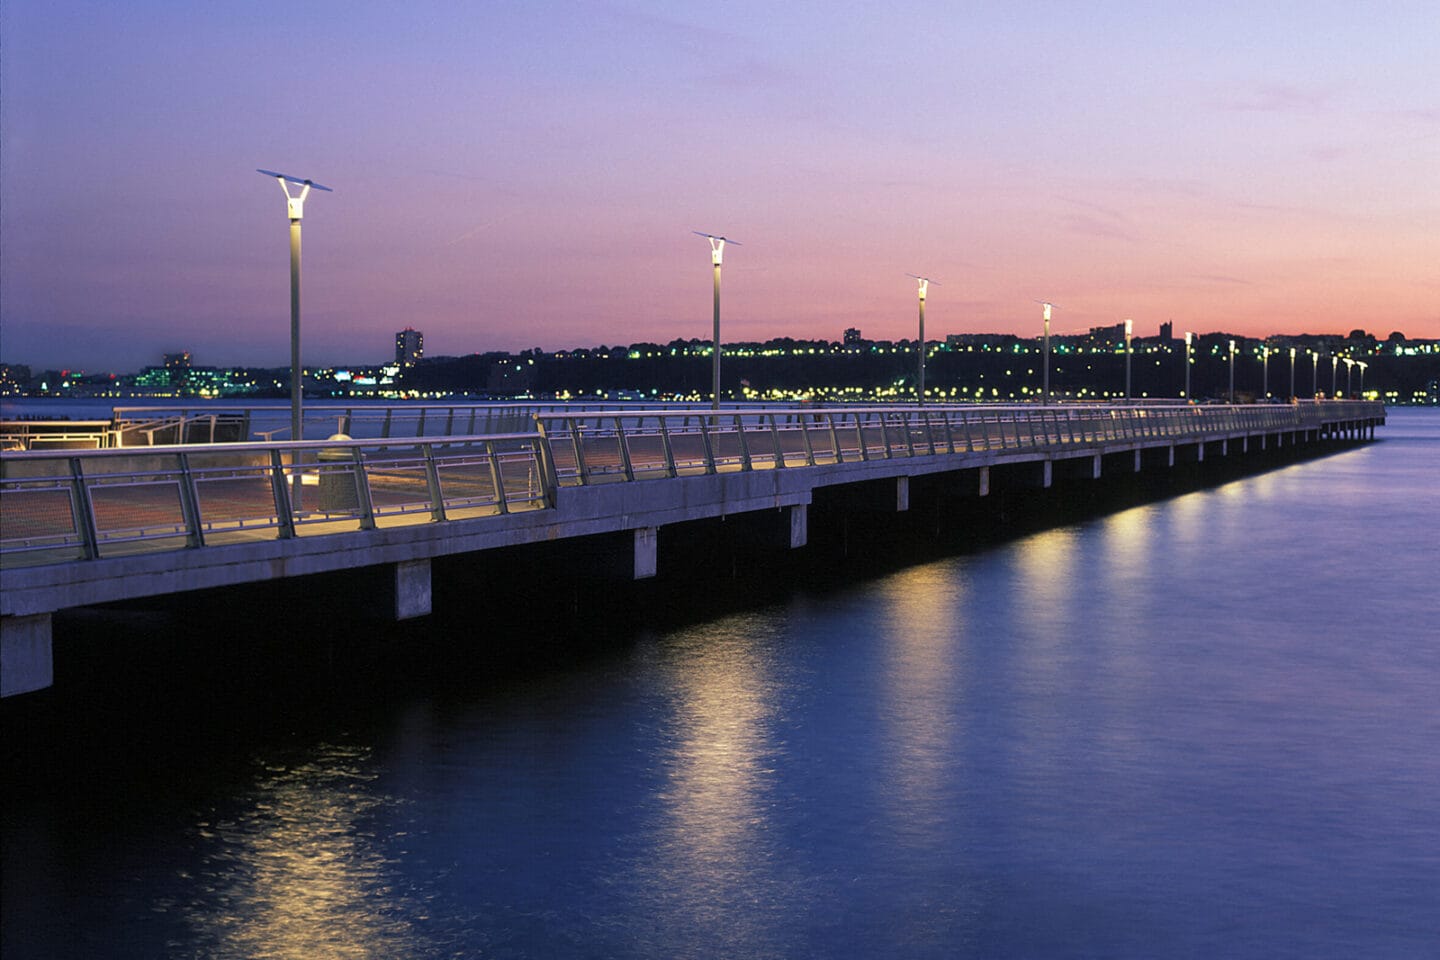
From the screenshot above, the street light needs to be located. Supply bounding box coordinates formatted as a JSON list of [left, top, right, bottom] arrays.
[[908, 275, 939, 405], [1289, 347, 1297, 400], [1038, 301, 1056, 404], [1358, 360, 1368, 397], [694, 232, 739, 410], [1124, 318, 1133, 400], [258, 169, 332, 450], [1344, 357, 1354, 396], [1310, 350, 1319, 398], [1262, 343, 1270, 399], [1331, 354, 1339, 397], [1229, 339, 1236, 403], [1184, 331, 1192, 400]]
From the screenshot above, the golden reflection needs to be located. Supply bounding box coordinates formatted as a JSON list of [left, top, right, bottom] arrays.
[[180, 744, 418, 958], [1012, 528, 1079, 639], [875, 563, 966, 834], [1099, 506, 1153, 585], [649, 615, 778, 939]]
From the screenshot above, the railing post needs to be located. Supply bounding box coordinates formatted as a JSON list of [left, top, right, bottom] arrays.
[[735, 414, 753, 470], [269, 448, 296, 539], [658, 415, 678, 478], [422, 442, 447, 522], [486, 443, 510, 514], [533, 427, 560, 508], [69, 457, 99, 560], [176, 452, 206, 548], [614, 416, 636, 482], [799, 412, 817, 466], [878, 412, 894, 459], [568, 417, 590, 485], [768, 413, 786, 468], [350, 446, 376, 530], [698, 415, 717, 474], [826, 412, 844, 464]]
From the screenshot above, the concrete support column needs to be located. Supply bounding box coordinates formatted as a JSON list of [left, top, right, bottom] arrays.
[[1133, 450, 1142, 473], [393, 559, 432, 620], [895, 476, 910, 512], [1222, 439, 1229, 456], [977, 466, 990, 497], [1042, 460, 1053, 488], [633, 526, 658, 580], [1, 613, 54, 698], [789, 504, 808, 549]]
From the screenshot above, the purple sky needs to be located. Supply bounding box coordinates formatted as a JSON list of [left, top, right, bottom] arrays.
[[3, 0, 1437, 373]]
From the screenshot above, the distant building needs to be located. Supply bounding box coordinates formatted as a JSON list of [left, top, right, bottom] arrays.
[[1159, 321, 1173, 342], [164, 352, 192, 375], [395, 328, 424, 367], [843, 327, 863, 346]]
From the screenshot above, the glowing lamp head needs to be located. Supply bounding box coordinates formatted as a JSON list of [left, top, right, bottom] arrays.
[[1184, 331, 1192, 346], [1042, 302, 1052, 322], [1124, 318, 1133, 336]]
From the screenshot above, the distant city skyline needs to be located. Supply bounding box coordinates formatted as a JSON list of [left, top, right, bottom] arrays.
[[2, 1, 1437, 374]]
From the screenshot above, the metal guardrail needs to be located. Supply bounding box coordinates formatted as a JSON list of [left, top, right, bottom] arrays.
[[0, 433, 550, 567], [1, 402, 1384, 569], [107, 402, 785, 444], [534, 401, 1383, 485]]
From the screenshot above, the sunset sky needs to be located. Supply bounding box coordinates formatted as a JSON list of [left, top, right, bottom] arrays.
[[2, 0, 1437, 373]]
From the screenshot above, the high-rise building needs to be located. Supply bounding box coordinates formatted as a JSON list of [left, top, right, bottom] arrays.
[[1159, 321, 1174, 342], [395, 328, 423, 366]]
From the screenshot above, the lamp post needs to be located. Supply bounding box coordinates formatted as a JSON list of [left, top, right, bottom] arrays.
[[908, 276, 938, 405], [1124, 318, 1133, 400], [1228, 339, 1236, 403], [1358, 361, 1367, 397], [1310, 349, 1318, 399], [258, 169, 331, 456], [1040, 301, 1055, 404], [1344, 357, 1354, 397], [1262, 343, 1270, 399], [1184, 331, 1192, 400], [694, 232, 739, 410], [1331, 354, 1339, 397], [1289, 347, 1296, 400]]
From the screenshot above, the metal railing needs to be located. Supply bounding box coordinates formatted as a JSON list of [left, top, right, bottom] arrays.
[[108, 402, 783, 444], [0, 433, 550, 567], [534, 401, 1381, 485], [1, 401, 1383, 568]]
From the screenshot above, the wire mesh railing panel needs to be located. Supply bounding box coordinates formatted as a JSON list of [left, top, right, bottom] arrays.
[[495, 452, 548, 510], [87, 479, 189, 555], [0, 482, 86, 564], [707, 427, 748, 470], [431, 455, 500, 516], [360, 452, 438, 521], [622, 432, 672, 479]]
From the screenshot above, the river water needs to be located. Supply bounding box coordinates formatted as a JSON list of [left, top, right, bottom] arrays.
[[3, 409, 1437, 959]]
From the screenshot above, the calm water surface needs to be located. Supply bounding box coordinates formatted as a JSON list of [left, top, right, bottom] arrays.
[[4, 409, 1438, 958]]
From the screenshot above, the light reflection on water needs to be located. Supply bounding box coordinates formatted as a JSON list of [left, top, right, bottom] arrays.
[[4, 411, 1438, 958], [174, 744, 426, 959]]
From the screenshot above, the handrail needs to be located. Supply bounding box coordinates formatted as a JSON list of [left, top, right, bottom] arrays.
[[2, 402, 1384, 568], [533, 402, 1384, 486], [1, 432, 551, 567]]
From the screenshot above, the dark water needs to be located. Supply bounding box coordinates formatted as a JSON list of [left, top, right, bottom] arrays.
[[4, 410, 1438, 959]]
